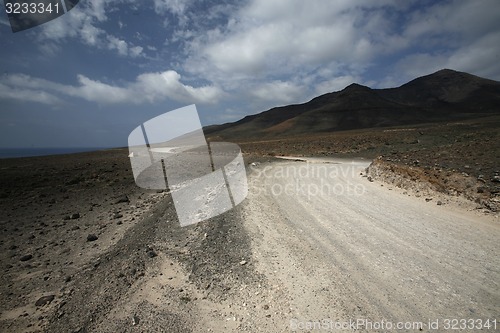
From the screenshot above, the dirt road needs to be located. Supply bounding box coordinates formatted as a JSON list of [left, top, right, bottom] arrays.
[[243, 158, 500, 332]]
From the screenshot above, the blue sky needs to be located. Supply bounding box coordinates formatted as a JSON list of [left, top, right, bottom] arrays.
[[1, 0, 499, 148]]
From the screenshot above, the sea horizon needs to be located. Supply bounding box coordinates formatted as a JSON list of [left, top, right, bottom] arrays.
[[0, 147, 114, 159]]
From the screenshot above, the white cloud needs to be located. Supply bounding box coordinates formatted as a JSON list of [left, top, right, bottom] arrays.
[[185, 0, 405, 81], [36, 0, 144, 58], [70, 75, 130, 103], [107, 36, 128, 56], [135, 71, 225, 104], [130, 46, 144, 58], [385, 0, 500, 83], [251, 81, 304, 104], [446, 31, 500, 79], [153, 0, 191, 26], [404, 0, 500, 42], [80, 19, 103, 46], [153, 0, 189, 15], [179, 0, 500, 104], [0, 71, 224, 106], [0, 83, 63, 105]]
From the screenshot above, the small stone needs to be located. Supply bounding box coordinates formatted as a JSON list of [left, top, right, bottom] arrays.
[[115, 195, 129, 204], [425, 198, 432, 202], [263, 304, 269, 310], [132, 315, 140, 326], [147, 250, 157, 258], [113, 213, 123, 219], [491, 176, 500, 183], [35, 295, 55, 307], [70, 213, 80, 220], [20, 254, 33, 262], [437, 201, 443, 206], [86, 234, 98, 242], [239, 260, 247, 265]]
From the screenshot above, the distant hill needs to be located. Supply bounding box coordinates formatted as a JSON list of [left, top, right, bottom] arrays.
[[205, 69, 500, 140]]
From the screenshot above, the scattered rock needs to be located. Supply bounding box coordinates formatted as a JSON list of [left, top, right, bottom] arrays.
[[70, 213, 80, 220], [239, 260, 247, 265], [491, 176, 500, 183], [20, 254, 33, 261], [437, 201, 443, 206], [113, 213, 123, 219], [484, 200, 498, 212], [425, 198, 432, 202], [86, 234, 98, 242], [66, 177, 84, 185], [35, 295, 55, 307], [180, 296, 191, 303], [132, 315, 140, 326], [115, 195, 129, 204], [367, 176, 373, 182], [147, 250, 157, 258]]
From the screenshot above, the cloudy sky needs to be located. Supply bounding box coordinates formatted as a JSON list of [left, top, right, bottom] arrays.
[[1, 0, 499, 148]]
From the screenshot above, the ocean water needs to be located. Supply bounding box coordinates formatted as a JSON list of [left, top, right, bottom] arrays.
[[0, 147, 109, 159]]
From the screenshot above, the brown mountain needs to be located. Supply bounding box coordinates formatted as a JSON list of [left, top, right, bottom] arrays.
[[205, 69, 500, 140]]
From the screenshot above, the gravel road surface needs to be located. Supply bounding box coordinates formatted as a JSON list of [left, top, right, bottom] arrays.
[[243, 158, 499, 332]]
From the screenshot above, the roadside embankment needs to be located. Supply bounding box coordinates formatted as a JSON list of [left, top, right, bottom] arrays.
[[366, 156, 499, 214]]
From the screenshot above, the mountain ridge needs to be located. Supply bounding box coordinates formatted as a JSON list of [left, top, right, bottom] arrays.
[[205, 69, 500, 140]]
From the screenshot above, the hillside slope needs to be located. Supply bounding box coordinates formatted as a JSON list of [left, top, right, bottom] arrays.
[[205, 69, 500, 140]]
